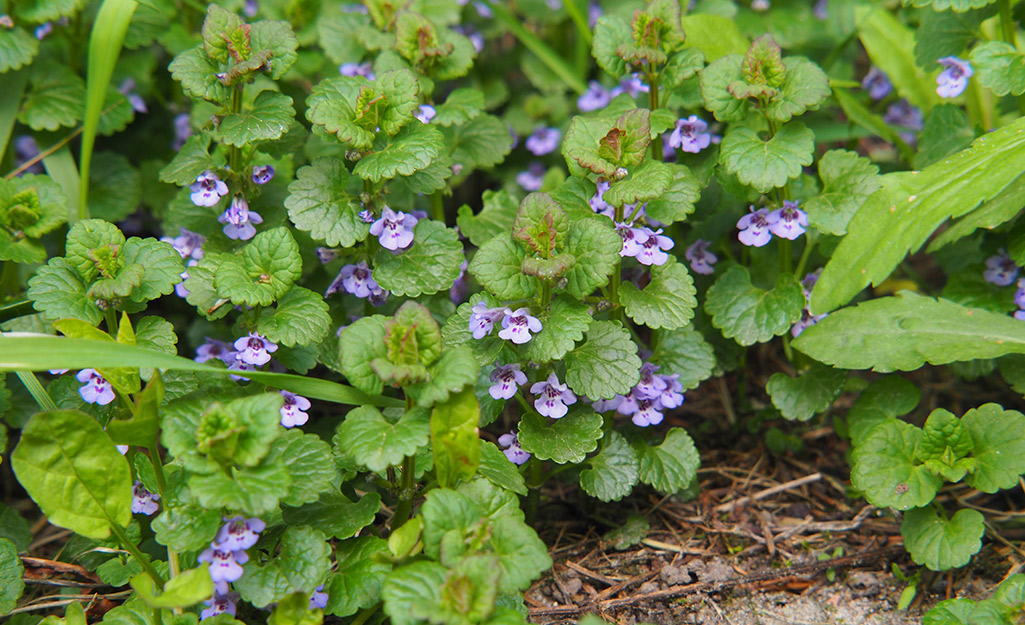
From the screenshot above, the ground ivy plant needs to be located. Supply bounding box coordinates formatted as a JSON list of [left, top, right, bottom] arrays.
[[3, 0, 1025, 623]]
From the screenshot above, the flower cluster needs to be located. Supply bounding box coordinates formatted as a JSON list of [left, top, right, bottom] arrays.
[[983, 250, 1019, 287], [791, 269, 827, 338], [531, 373, 577, 419], [576, 73, 649, 113], [194, 333, 282, 382], [199, 516, 266, 620], [469, 304, 543, 345], [736, 201, 808, 247], [592, 363, 683, 427]]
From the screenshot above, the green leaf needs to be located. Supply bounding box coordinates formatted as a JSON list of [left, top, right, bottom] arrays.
[[11, 410, 131, 539], [620, 258, 697, 330], [705, 266, 805, 346], [382, 562, 449, 625], [215, 227, 303, 307], [923, 599, 974, 625], [906, 0, 997, 10], [19, 62, 85, 131], [701, 53, 751, 122], [235, 526, 332, 608], [0, 538, 25, 614], [637, 428, 700, 493], [478, 442, 528, 496], [27, 258, 103, 324], [579, 431, 639, 502], [196, 393, 284, 468], [967, 574, 1025, 624], [122, 237, 184, 303], [521, 298, 592, 364], [443, 113, 514, 171], [0, 504, 32, 552], [643, 164, 701, 225], [846, 376, 921, 446], [87, 152, 141, 223], [324, 537, 391, 617], [274, 429, 336, 507], [517, 406, 602, 464], [431, 388, 481, 488], [269, 591, 323, 625], [914, 8, 989, 70], [794, 292, 1025, 372], [591, 15, 631, 78], [158, 134, 223, 186], [282, 491, 381, 541], [561, 218, 622, 300], [901, 507, 984, 571], [857, 6, 940, 113], [0, 28, 39, 73], [764, 57, 831, 122], [915, 105, 976, 170], [565, 321, 642, 400], [373, 220, 464, 297], [719, 123, 814, 193], [456, 189, 518, 248], [131, 567, 212, 609], [168, 46, 230, 103], [285, 157, 368, 248], [603, 160, 673, 208], [650, 327, 716, 391], [804, 150, 882, 236], [766, 364, 846, 422], [354, 124, 444, 183], [216, 91, 295, 147], [962, 404, 1025, 493], [468, 236, 535, 300], [333, 406, 430, 472], [850, 419, 942, 510], [407, 345, 479, 409], [0, 335, 395, 408], [917, 408, 976, 482], [971, 40, 1025, 96], [434, 88, 485, 126], [249, 19, 299, 79], [339, 316, 388, 396], [152, 503, 222, 553], [258, 287, 331, 348]]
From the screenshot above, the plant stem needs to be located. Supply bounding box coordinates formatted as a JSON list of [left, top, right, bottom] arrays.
[[1000, 0, 1017, 46], [391, 454, 417, 529], [648, 73, 662, 161], [109, 522, 166, 589], [228, 87, 244, 175], [794, 231, 818, 280], [525, 457, 542, 524], [104, 306, 119, 336], [430, 191, 444, 223]]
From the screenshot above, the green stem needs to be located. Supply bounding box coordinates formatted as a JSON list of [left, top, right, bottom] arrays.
[[648, 72, 662, 161], [104, 306, 118, 336], [349, 604, 381, 625], [109, 522, 166, 589], [228, 87, 244, 176], [1000, 0, 1017, 46], [794, 231, 818, 280], [524, 457, 542, 524], [610, 203, 625, 322], [430, 191, 444, 224], [391, 454, 417, 529], [0, 261, 18, 301]]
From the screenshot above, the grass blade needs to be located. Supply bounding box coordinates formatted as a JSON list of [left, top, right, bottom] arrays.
[[79, 0, 138, 221], [0, 68, 29, 162], [42, 146, 81, 223]]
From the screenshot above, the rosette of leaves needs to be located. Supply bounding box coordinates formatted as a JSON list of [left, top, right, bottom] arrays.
[[592, 0, 687, 78], [168, 4, 298, 106], [339, 301, 479, 408], [27, 220, 182, 325], [0, 174, 67, 264]]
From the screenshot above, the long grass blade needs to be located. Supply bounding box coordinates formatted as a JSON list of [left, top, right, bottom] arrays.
[[42, 146, 81, 223], [0, 69, 29, 162], [79, 0, 138, 221]]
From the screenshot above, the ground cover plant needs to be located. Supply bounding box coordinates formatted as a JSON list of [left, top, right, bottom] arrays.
[[2, 0, 1025, 623]]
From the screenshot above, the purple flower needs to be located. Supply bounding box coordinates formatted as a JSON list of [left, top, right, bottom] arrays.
[[883, 100, 924, 131], [768, 201, 808, 240], [309, 585, 328, 610], [190, 170, 229, 207], [590, 179, 614, 219], [591, 395, 624, 413], [469, 303, 510, 339], [198, 548, 248, 585], [516, 162, 546, 192], [218, 195, 263, 241], [339, 62, 375, 80], [498, 308, 543, 344], [233, 332, 278, 366], [316, 248, 339, 264], [611, 73, 649, 98], [668, 116, 712, 153], [498, 431, 530, 465], [634, 227, 674, 266], [228, 357, 253, 382], [861, 66, 891, 100], [685, 239, 717, 275], [172, 113, 192, 151], [201, 592, 239, 620], [525, 127, 561, 156], [801, 268, 822, 296], [737, 207, 777, 247], [454, 25, 485, 53], [35, 22, 53, 40], [279, 391, 311, 428], [937, 57, 972, 98], [215, 516, 266, 551], [617, 389, 664, 427], [616, 222, 645, 258], [369, 207, 418, 251], [984, 250, 1019, 286], [76, 369, 115, 405], [368, 287, 389, 307], [659, 374, 684, 409], [162, 228, 205, 261], [450, 259, 469, 303], [530, 373, 577, 419], [1015, 309, 1025, 321], [588, 1, 602, 27], [416, 105, 437, 124], [49, 369, 69, 375], [814, 0, 828, 20], [358, 209, 375, 223], [791, 308, 828, 338], [196, 339, 235, 365], [635, 363, 667, 398], [752, 0, 770, 10], [1014, 278, 1025, 309], [489, 363, 527, 400], [118, 79, 147, 114], [578, 81, 612, 112], [14, 136, 43, 175], [326, 261, 379, 298], [252, 165, 275, 184], [131, 481, 160, 515], [243, 0, 258, 16]]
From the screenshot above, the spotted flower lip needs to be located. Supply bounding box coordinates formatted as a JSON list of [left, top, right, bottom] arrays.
[[201, 592, 239, 620], [617, 388, 664, 427], [280, 391, 311, 427], [195, 338, 235, 365], [634, 227, 674, 266], [737, 207, 778, 247], [530, 373, 577, 419], [936, 56, 972, 98], [768, 201, 808, 241], [616, 222, 645, 258], [416, 104, 437, 124], [984, 250, 1019, 287], [218, 195, 263, 241], [498, 308, 543, 344], [190, 170, 229, 207], [369, 207, 418, 251], [215, 516, 266, 552], [131, 481, 160, 516], [251, 164, 275, 184], [525, 126, 562, 156], [498, 430, 530, 465], [233, 332, 278, 366], [326, 261, 379, 298], [489, 363, 527, 400], [469, 303, 511, 339], [685, 239, 717, 275], [668, 115, 712, 153], [76, 369, 116, 405], [198, 547, 249, 584]]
